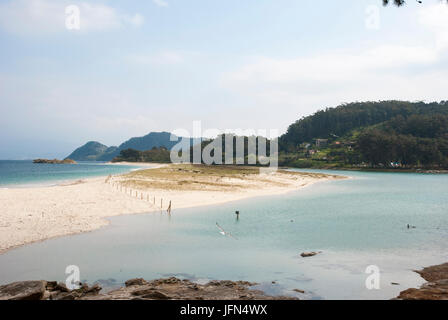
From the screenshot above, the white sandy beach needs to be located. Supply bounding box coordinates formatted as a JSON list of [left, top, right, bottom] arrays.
[[0, 164, 341, 254]]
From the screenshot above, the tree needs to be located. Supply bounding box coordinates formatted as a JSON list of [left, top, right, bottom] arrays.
[[383, 0, 448, 6]]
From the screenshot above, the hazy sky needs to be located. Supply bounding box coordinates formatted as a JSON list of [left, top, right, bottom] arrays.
[[1, 0, 448, 159]]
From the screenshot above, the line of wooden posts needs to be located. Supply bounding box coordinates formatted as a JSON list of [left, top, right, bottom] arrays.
[[106, 177, 171, 215]]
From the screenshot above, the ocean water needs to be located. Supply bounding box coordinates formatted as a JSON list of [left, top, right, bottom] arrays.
[[0, 169, 447, 299], [0, 160, 139, 187]]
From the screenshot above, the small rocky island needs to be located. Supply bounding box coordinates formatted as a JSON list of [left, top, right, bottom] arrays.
[[33, 158, 77, 164]]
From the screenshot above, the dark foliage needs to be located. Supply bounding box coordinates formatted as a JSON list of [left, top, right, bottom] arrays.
[[280, 101, 448, 169], [383, 0, 448, 6], [280, 101, 448, 152], [185, 134, 274, 165], [112, 147, 171, 163], [357, 114, 448, 167]]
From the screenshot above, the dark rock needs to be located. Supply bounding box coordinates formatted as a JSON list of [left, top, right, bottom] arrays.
[[417, 263, 448, 282], [0, 281, 46, 300], [300, 251, 322, 258], [51, 292, 76, 300], [158, 277, 180, 284], [0, 277, 298, 300], [85, 283, 101, 294], [125, 278, 147, 287], [55, 282, 69, 292], [140, 291, 171, 300], [397, 262, 448, 300], [131, 287, 158, 296], [45, 281, 58, 291]]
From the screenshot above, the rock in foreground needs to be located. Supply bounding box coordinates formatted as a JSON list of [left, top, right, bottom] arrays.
[[0, 278, 297, 300], [0, 281, 100, 300], [0, 281, 47, 300], [396, 263, 448, 300]]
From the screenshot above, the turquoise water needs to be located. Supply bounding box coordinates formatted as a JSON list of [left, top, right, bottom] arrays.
[[0, 160, 139, 187], [0, 170, 447, 299]]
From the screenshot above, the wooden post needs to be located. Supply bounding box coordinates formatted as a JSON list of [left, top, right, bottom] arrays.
[[167, 201, 172, 215], [161, 198, 163, 209]]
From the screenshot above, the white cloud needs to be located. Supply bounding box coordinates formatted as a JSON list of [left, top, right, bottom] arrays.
[[418, 3, 448, 29], [0, 0, 144, 35], [221, 44, 441, 106], [125, 13, 145, 27], [225, 44, 437, 85], [152, 0, 169, 8], [220, 4, 448, 115], [418, 3, 448, 49]]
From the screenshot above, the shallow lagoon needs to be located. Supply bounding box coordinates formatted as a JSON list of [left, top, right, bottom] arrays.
[[0, 170, 447, 299]]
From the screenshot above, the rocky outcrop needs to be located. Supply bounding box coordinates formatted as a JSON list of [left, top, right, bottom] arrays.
[[0, 281, 46, 300], [90, 277, 296, 300], [396, 263, 448, 300], [0, 278, 297, 300], [33, 159, 77, 164], [0, 281, 100, 300]]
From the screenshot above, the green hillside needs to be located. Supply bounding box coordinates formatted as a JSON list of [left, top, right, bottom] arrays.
[[279, 101, 448, 170], [65, 141, 118, 161], [66, 132, 199, 161], [112, 147, 171, 163]]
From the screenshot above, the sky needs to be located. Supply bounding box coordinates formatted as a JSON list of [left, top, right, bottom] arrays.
[[0, 0, 448, 159]]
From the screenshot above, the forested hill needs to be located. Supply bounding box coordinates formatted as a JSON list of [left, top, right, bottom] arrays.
[[280, 101, 448, 151], [279, 101, 448, 169]]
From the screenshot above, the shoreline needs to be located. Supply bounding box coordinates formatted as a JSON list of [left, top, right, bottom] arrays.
[[0, 164, 342, 254], [0, 162, 150, 190], [0, 277, 298, 300], [281, 166, 448, 174], [2, 261, 447, 300]]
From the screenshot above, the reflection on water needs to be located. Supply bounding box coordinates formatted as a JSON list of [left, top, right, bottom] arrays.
[[0, 170, 447, 299]]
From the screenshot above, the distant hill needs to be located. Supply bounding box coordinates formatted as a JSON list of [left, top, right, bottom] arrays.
[[66, 132, 200, 161], [66, 141, 118, 161]]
